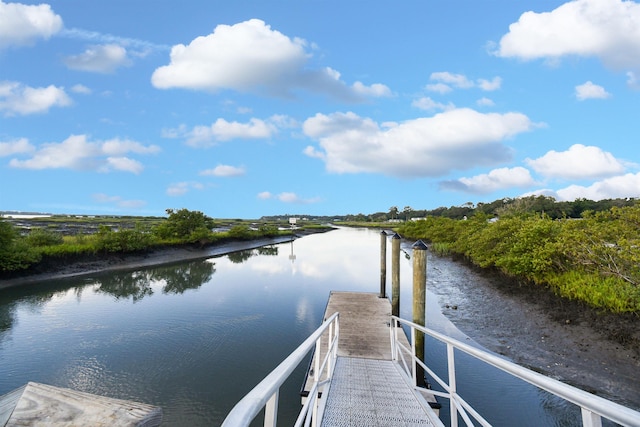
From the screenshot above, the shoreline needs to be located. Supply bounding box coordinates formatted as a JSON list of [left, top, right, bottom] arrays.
[[0, 234, 297, 290], [426, 252, 640, 410]]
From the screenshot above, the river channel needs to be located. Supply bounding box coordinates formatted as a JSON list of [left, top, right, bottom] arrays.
[[0, 227, 636, 426]]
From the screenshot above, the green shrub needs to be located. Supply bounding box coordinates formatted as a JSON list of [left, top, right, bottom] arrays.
[[95, 225, 155, 253], [25, 228, 64, 247], [227, 224, 254, 240]]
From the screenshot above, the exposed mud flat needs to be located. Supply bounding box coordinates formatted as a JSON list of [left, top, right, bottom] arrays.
[[425, 251, 640, 411]]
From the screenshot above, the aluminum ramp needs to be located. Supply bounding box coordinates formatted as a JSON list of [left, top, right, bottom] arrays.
[[320, 357, 442, 427]]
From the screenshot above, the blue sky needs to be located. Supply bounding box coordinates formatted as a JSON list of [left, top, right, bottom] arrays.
[[1, 0, 639, 218]]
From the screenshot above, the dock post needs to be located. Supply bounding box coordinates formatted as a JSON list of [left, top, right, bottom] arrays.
[[412, 240, 428, 388], [379, 230, 387, 298], [391, 233, 401, 317]]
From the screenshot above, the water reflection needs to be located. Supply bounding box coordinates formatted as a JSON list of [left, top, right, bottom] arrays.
[[227, 245, 279, 264], [93, 259, 217, 301], [153, 260, 216, 295], [0, 227, 600, 426], [94, 271, 154, 302]]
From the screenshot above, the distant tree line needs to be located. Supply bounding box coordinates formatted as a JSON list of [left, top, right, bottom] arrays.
[[336, 196, 637, 223]]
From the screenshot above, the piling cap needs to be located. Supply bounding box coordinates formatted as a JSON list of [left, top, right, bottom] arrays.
[[392, 233, 401, 239], [412, 240, 428, 250], [380, 230, 387, 236]]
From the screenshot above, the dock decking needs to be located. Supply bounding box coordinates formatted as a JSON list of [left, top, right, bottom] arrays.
[[303, 291, 442, 427], [0, 382, 162, 427]]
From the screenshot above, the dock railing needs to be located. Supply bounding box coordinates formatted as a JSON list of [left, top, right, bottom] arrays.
[[390, 315, 640, 427], [221, 312, 339, 427]]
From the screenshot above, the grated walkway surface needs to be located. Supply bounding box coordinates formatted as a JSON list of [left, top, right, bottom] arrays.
[[320, 357, 437, 427]]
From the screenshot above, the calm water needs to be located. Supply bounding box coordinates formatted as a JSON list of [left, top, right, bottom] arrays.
[[1, 227, 583, 426]]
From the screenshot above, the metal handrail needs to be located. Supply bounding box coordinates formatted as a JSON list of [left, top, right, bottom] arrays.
[[221, 312, 339, 427], [390, 316, 640, 427]]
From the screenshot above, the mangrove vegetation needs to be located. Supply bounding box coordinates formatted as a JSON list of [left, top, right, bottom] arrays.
[[0, 208, 309, 276], [398, 203, 640, 314]]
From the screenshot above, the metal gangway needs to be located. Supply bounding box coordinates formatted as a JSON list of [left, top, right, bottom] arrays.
[[221, 292, 640, 427]]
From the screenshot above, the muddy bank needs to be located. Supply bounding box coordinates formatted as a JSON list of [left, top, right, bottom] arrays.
[[0, 235, 300, 290], [425, 249, 640, 410]]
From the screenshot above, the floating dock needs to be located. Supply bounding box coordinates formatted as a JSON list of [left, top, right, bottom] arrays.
[[302, 291, 442, 427], [0, 382, 162, 427]]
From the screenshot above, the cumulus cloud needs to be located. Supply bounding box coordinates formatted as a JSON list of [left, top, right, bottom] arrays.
[[526, 144, 625, 179], [93, 193, 146, 209], [8, 134, 160, 173], [0, 138, 34, 156], [477, 77, 503, 91], [303, 108, 538, 177], [411, 97, 455, 112], [476, 97, 495, 107], [200, 164, 246, 177], [553, 172, 640, 201], [426, 72, 501, 93], [165, 116, 281, 147], [258, 191, 321, 204], [103, 157, 143, 174], [63, 44, 131, 73], [494, 0, 640, 71], [0, 81, 71, 116], [351, 81, 392, 97], [151, 19, 389, 101], [71, 84, 92, 94], [166, 181, 205, 196], [575, 81, 611, 100], [440, 167, 536, 194], [0, 1, 62, 49]]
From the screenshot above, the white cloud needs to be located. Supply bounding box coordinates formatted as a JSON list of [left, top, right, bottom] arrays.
[[476, 97, 495, 107], [425, 83, 452, 94], [426, 72, 501, 93], [411, 97, 455, 111], [151, 19, 387, 101], [257, 191, 320, 204], [477, 77, 502, 91], [495, 0, 640, 71], [303, 108, 538, 177], [103, 157, 143, 174], [0, 81, 71, 116], [166, 181, 205, 196], [555, 172, 640, 201], [0, 138, 34, 156], [440, 167, 536, 194], [351, 81, 392, 97], [0, 1, 62, 49], [200, 164, 246, 177], [526, 144, 625, 179], [93, 193, 146, 209], [430, 72, 474, 89], [59, 27, 170, 53], [166, 117, 279, 147], [8, 134, 160, 173], [575, 81, 611, 100], [64, 44, 131, 73], [71, 84, 92, 94]]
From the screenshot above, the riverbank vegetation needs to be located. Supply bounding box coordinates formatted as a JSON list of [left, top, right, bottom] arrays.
[[0, 209, 323, 277], [398, 203, 640, 314]]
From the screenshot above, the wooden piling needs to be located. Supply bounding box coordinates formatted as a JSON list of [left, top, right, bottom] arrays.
[[412, 240, 428, 388], [379, 231, 387, 298], [391, 233, 401, 317]]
